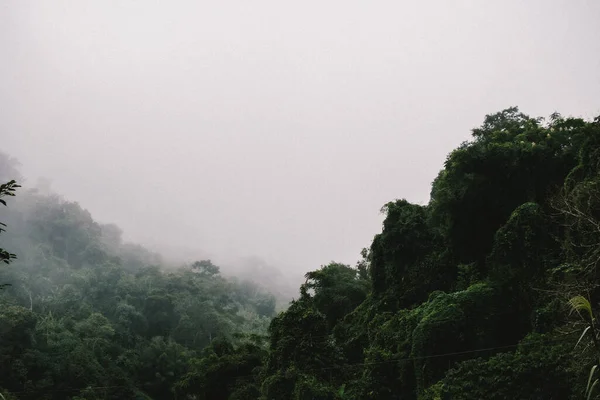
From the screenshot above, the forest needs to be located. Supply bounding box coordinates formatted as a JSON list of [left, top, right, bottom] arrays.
[[1, 107, 600, 399]]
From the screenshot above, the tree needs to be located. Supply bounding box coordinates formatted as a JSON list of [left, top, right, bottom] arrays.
[[302, 262, 369, 328], [175, 339, 267, 400], [192, 259, 221, 277]]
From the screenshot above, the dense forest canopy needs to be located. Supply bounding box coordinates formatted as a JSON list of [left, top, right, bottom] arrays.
[[0, 157, 276, 399], [1, 107, 600, 399]]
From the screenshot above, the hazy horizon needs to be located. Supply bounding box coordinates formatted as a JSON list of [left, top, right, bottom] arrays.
[[2, 1, 599, 275]]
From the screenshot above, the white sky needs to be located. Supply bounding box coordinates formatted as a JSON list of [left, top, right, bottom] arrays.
[[2, 0, 599, 275]]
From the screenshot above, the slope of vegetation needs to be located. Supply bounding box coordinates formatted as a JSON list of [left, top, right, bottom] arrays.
[[0, 158, 275, 399], [1, 107, 600, 399], [257, 108, 600, 400]]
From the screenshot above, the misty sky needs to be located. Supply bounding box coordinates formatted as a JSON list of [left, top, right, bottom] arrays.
[[1, 1, 599, 274]]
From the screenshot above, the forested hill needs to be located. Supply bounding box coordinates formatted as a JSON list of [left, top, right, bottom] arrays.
[[2, 107, 600, 399], [258, 108, 600, 400], [0, 158, 277, 399]]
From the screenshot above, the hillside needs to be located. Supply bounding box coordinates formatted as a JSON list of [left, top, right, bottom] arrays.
[[2, 107, 600, 399], [0, 164, 276, 399], [257, 108, 600, 399]]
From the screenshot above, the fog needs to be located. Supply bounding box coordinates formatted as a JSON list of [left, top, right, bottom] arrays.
[[1, 1, 599, 278]]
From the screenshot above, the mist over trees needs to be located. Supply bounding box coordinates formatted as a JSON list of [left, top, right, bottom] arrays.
[[0, 155, 276, 398], [1, 107, 600, 399]]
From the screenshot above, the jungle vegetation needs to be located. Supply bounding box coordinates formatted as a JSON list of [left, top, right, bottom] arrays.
[[1, 107, 600, 399]]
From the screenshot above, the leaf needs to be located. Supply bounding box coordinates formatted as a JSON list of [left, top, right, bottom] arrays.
[[587, 365, 598, 397], [588, 378, 599, 400], [576, 326, 592, 349], [569, 295, 594, 322]]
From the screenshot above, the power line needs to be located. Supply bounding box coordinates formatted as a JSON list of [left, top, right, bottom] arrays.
[[2, 334, 578, 396], [318, 335, 576, 371]]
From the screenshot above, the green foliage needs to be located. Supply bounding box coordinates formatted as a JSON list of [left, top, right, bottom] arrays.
[[192, 259, 221, 277], [0, 163, 277, 399], [430, 108, 577, 267], [370, 200, 438, 304], [258, 262, 371, 398], [175, 339, 267, 399], [303, 262, 369, 328], [261, 108, 600, 399], [0, 180, 20, 266], [2, 108, 599, 399], [423, 333, 575, 400]]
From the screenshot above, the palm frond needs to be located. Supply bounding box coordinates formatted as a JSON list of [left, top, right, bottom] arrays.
[[570, 295, 594, 322]]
